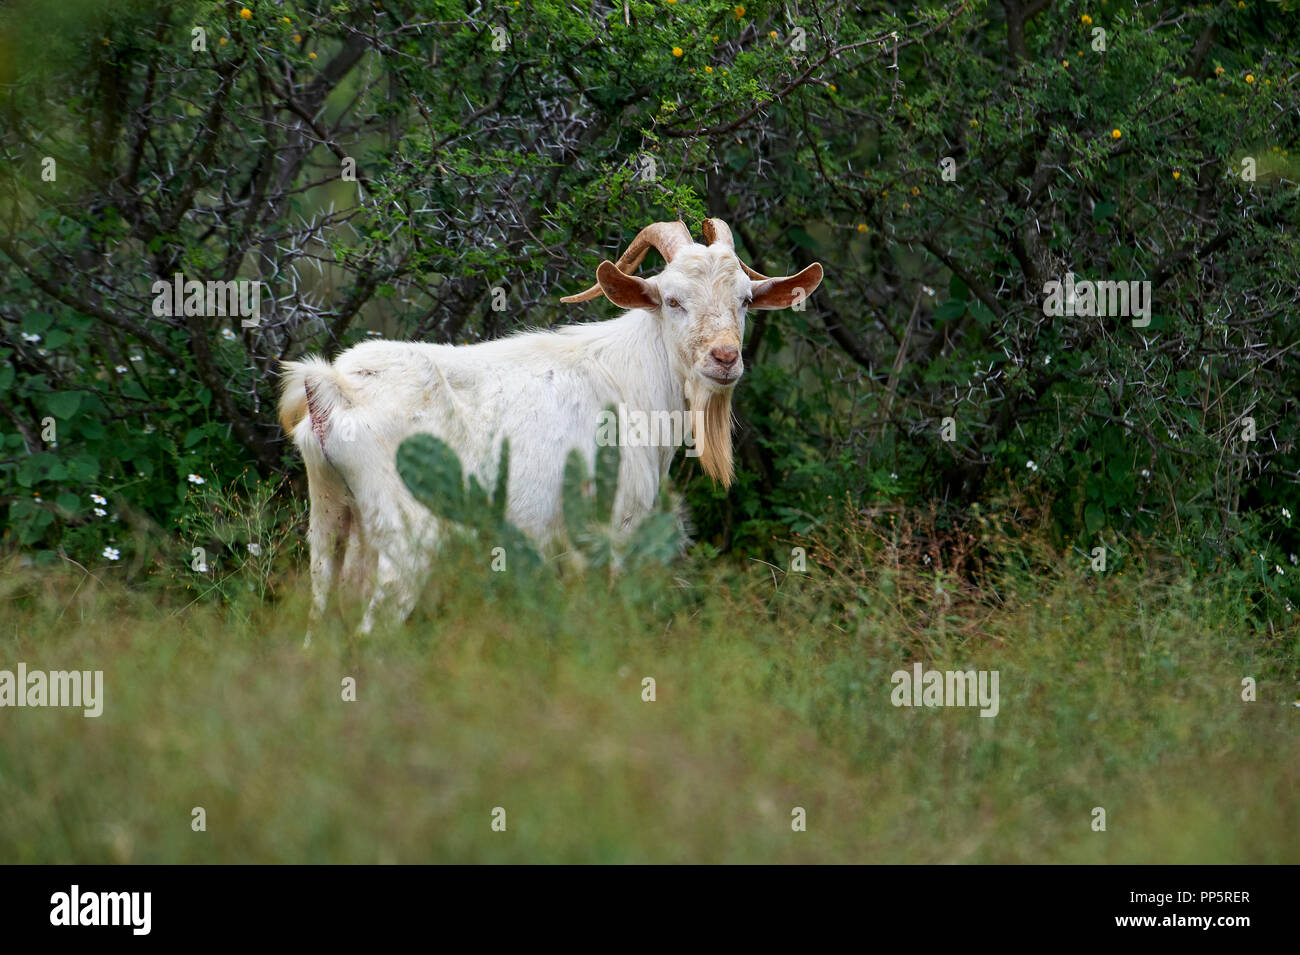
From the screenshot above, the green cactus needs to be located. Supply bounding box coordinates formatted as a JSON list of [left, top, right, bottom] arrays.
[[396, 433, 541, 569], [397, 406, 683, 575]]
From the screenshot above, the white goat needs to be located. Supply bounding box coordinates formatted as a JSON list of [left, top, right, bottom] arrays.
[[279, 218, 823, 640]]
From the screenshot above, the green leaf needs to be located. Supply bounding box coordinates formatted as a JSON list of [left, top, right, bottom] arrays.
[[1084, 502, 1105, 534], [934, 299, 966, 322], [46, 391, 82, 419], [1092, 201, 1117, 221], [56, 492, 80, 513], [22, 312, 54, 334], [967, 301, 995, 327], [788, 227, 818, 250], [949, 275, 970, 301]]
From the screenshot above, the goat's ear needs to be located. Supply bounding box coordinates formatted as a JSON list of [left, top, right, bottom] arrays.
[[596, 260, 660, 310], [750, 263, 824, 310]]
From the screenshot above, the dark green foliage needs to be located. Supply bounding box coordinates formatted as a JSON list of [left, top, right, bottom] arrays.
[[0, 0, 1295, 627]]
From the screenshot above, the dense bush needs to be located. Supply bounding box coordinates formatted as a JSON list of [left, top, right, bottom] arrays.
[[0, 0, 1296, 622]]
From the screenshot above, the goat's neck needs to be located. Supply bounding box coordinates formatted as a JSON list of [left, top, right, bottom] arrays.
[[590, 308, 687, 414]]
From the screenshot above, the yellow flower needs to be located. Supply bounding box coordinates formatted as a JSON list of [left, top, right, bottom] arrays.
[[705, 65, 713, 72], [1214, 65, 1224, 76], [769, 30, 777, 39], [1111, 128, 1122, 139], [308, 51, 317, 60], [240, 7, 251, 19], [281, 16, 290, 24], [1081, 14, 1092, 25], [1062, 60, 1069, 67], [857, 223, 868, 233], [969, 118, 978, 127], [828, 83, 836, 92], [902, 202, 910, 210], [1173, 171, 1180, 180], [734, 5, 745, 17], [1245, 73, 1254, 83], [218, 36, 227, 46], [880, 189, 888, 197], [672, 46, 683, 57], [293, 34, 301, 43], [911, 186, 920, 196]]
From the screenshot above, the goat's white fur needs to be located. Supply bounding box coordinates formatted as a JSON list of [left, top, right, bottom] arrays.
[[280, 226, 821, 641]]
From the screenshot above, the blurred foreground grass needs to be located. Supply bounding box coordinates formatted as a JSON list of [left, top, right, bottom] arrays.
[[0, 542, 1295, 863]]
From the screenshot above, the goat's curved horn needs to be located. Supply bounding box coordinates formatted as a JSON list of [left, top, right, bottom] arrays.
[[561, 221, 694, 303], [702, 216, 773, 282], [701, 218, 734, 250]]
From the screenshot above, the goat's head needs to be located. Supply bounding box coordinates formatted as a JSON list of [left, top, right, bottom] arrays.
[[561, 218, 823, 487]]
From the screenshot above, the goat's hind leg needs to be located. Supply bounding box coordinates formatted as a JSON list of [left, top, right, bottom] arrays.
[[304, 479, 352, 648]]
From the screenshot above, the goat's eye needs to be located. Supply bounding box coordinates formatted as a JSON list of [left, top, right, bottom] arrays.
[[665, 298, 681, 309], [742, 297, 752, 308]]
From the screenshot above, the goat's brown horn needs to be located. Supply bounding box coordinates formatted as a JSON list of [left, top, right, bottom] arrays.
[[701, 218, 733, 250], [561, 221, 694, 303], [702, 217, 771, 281]]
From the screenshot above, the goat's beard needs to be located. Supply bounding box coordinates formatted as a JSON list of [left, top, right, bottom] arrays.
[[686, 382, 735, 488]]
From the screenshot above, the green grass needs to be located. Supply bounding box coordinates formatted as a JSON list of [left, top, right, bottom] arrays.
[[0, 545, 1296, 863]]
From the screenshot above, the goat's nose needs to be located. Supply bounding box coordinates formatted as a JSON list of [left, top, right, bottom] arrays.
[[710, 345, 739, 367]]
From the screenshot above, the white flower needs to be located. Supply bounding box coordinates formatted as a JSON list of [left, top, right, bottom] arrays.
[[1276, 565, 1285, 576], [32, 493, 42, 502], [93, 507, 107, 517], [102, 547, 120, 561], [129, 353, 143, 362], [168, 368, 177, 375], [115, 364, 129, 374], [21, 332, 41, 343], [922, 554, 932, 565], [922, 285, 935, 297], [187, 473, 206, 485], [221, 327, 237, 341], [143, 423, 156, 434], [1026, 460, 1039, 472], [1290, 554, 1298, 566], [247, 542, 262, 556], [1044, 355, 1051, 365], [1140, 469, 1150, 479], [1283, 508, 1292, 520], [889, 472, 898, 480], [90, 493, 107, 505], [1167, 429, 1178, 440]]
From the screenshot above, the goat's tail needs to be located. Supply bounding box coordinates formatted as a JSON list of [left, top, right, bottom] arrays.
[[278, 357, 350, 444]]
